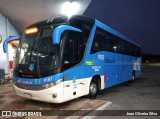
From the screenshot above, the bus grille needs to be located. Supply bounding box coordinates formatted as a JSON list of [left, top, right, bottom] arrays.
[[15, 83, 45, 90]]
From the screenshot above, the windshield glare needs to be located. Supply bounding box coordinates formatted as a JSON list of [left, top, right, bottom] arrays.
[[15, 25, 59, 78]]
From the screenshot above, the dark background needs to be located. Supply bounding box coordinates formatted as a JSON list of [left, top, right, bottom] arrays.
[[84, 0, 160, 59]]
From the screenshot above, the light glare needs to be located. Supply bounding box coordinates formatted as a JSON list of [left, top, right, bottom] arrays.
[[25, 27, 39, 35], [61, 2, 80, 18]]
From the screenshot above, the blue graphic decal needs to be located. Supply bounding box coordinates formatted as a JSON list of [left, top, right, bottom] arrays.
[[29, 64, 34, 70], [15, 73, 63, 86]]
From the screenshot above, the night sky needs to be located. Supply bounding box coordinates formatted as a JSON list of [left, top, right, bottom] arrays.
[[84, 0, 160, 54]]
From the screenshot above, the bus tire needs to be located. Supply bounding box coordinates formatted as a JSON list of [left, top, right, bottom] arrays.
[[88, 79, 98, 99]]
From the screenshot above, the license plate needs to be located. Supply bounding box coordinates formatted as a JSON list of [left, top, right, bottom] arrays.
[[24, 92, 32, 98]]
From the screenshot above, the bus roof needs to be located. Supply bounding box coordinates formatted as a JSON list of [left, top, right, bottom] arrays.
[[26, 15, 140, 47], [26, 16, 68, 29], [69, 15, 140, 47]]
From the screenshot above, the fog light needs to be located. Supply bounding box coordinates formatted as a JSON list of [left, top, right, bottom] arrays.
[[52, 93, 57, 98]]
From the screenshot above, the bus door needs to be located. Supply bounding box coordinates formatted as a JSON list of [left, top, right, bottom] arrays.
[[62, 30, 86, 101], [63, 66, 86, 101]]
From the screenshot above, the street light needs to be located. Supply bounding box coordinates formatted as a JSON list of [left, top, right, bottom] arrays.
[[61, 1, 80, 18]]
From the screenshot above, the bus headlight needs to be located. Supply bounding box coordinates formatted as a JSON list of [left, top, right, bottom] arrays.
[[42, 79, 63, 89]]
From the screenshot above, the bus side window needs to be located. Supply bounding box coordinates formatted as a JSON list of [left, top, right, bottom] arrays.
[[119, 40, 125, 54], [91, 28, 109, 54], [63, 31, 83, 71], [79, 24, 92, 58], [108, 34, 119, 53], [82, 25, 91, 46]]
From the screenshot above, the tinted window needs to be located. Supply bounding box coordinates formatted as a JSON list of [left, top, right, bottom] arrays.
[[91, 28, 109, 54], [70, 19, 92, 48], [90, 27, 141, 57], [63, 31, 84, 70], [40, 27, 52, 37], [108, 35, 119, 53]]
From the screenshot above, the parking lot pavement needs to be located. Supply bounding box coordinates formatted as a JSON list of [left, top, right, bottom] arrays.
[[95, 66, 160, 119]]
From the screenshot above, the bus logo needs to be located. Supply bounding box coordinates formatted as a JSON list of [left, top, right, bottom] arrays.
[[2, 111, 11, 116]]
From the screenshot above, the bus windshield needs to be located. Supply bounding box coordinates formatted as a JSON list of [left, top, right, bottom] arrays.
[[15, 25, 61, 78]]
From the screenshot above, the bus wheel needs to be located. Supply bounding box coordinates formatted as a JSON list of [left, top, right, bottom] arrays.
[[88, 80, 98, 99]]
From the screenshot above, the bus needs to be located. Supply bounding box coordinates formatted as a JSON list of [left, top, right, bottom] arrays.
[[3, 15, 141, 103]]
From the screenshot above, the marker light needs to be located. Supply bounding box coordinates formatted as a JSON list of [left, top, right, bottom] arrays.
[[25, 27, 39, 35], [42, 79, 63, 89], [61, 2, 80, 18]]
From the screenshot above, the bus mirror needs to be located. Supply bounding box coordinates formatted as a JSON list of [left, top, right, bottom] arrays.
[[3, 36, 21, 53], [53, 25, 82, 44]]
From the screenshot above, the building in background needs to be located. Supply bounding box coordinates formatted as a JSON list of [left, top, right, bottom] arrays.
[[0, 13, 19, 77]]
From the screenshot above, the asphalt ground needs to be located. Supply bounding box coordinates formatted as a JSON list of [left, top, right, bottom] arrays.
[[95, 66, 160, 119]]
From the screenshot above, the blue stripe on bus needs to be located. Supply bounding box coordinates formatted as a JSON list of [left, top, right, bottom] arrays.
[[15, 73, 63, 86]]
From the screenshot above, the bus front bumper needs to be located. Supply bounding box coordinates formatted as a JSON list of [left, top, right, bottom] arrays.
[[13, 83, 64, 103]]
